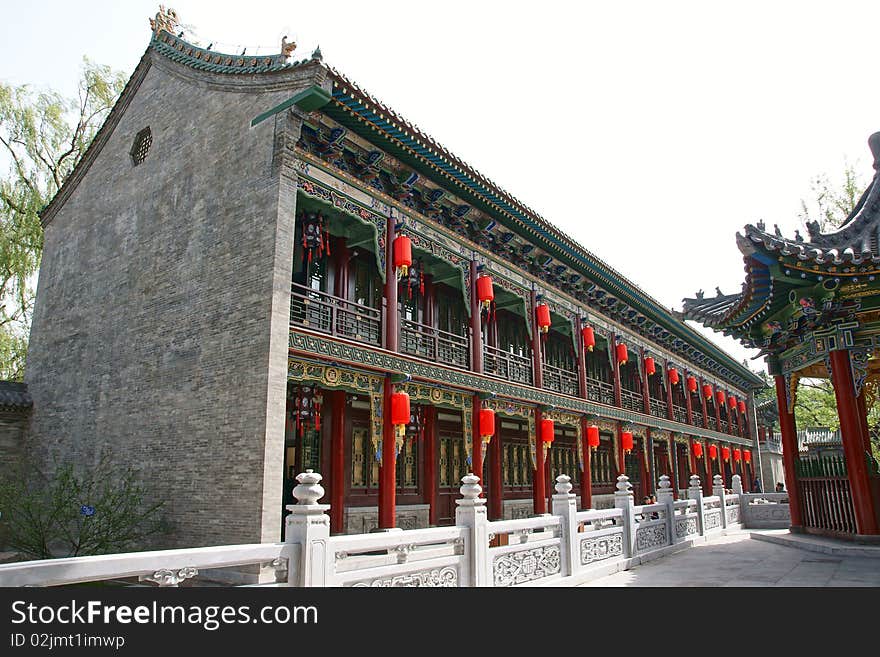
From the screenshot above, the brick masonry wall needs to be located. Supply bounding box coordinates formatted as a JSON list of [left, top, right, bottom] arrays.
[[26, 51, 328, 548]]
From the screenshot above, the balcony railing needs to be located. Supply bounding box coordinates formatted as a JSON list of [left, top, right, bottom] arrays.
[[672, 404, 688, 424], [290, 283, 381, 345], [483, 344, 533, 386], [543, 363, 579, 396], [719, 420, 729, 434], [586, 377, 614, 405], [648, 398, 667, 419], [692, 411, 704, 428], [400, 318, 469, 368], [620, 388, 643, 413]]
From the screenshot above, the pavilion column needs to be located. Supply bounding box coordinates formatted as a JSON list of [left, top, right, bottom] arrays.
[[713, 391, 722, 433], [423, 405, 438, 526], [643, 430, 654, 497], [533, 407, 546, 514], [580, 417, 592, 510], [664, 359, 675, 422], [469, 259, 483, 374], [688, 436, 697, 479], [828, 351, 879, 534], [472, 395, 484, 486], [774, 375, 803, 529], [329, 389, 346, 535], [531, 289, 543, 389], [378, 377, 397, 529], [384, 220, 399, 352], [639, 347, 651, 416], [489, 417, 503, 520], [669, 434, 678, 500]]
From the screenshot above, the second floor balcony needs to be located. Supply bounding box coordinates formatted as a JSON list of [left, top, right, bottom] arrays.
[[672, 404, 688, 424], [543, 362, 579, 396], [586, 377, 614, 406], [648, 398, 667, 419], [483, 344, 533, 386], [290, 282, 381, 346], [400, 318, 469, 369], [620, 388, 643, 413]]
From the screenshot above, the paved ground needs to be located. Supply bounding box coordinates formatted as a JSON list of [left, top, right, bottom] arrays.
[[578, 530, 880, 587]]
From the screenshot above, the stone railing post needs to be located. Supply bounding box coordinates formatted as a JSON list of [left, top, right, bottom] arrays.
[[688, 474, 705, 536], [551, 474, 579, 577], [284, 470, 331, 587], [732, 473, 744, 527], [614, 474, 636, 558], [456, 473, 490, 587], [713, 474, 727, 529], [656, 474, 674, 545]]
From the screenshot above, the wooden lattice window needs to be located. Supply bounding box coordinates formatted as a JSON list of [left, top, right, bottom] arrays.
[[130, 127, 152, 166]]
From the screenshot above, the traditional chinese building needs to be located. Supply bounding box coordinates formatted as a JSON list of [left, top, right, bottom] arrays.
[[23, 9, 763, 548], [682, 134, 880, 538]]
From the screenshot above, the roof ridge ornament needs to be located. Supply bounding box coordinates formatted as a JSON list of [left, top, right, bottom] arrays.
[[149, 5, 180, 36], [281, 35, 297, 59]]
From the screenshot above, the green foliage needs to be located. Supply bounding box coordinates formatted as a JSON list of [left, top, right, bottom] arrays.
[[797, 161, 866, 233], [0, 59, 125, 379], [0, 452, 167, 560], [794, 378, 839, 430]]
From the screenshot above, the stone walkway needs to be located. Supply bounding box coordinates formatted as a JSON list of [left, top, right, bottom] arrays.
[[577, 530, 880, 587]]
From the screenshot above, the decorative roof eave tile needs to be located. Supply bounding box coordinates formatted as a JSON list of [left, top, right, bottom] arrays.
[[322, 67, 762, 389], [150, 30, 297, 74]]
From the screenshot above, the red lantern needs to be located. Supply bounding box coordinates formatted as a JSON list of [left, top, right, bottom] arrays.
[[738, 400, 747, 414], [621, 430, 633, 453], [668, 368, 679, 386], [616, 343, 628, 365], [721, 446, 730, 461], [715, 389, 726, 406], [582, 325, 595, 352], [744, 449, 752, 463], [541, 418, 555, 444], [708, 444, 718, 460], [687, 375, 698, 393], [536, 304, 551, 334], [587, 425, 600, 449], [479, 408, 495, 442], [393, 235, 412, 279], [728, 394, 737, 409], [391, 391, 411, 438], [702, 383, 713, 400], [645, 356, 656, 376], [733, 448, 741, 462], [692, 442, 703, 459], [476, 275, 494, 311]]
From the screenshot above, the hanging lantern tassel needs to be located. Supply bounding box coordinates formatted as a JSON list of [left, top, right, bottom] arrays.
[[587, 425, 600, 450], [541, 418, 555, 444], [391, 390, 411, 440], [668, 368, 679, 386], [314, 393, 323, 432], [708, 444, 717, 460], [479, 408, 496, 444], [621, 430, 634, 454], [645, 356, 656, 376], [721, 446, 730, 462], [393, 234, 412, 280], [703, 384, 713, 401], [744, 449, 752, 464], [738, 400, 747, 414], [687, 375, 698, 393], [692, 442, 703, 459], [733, 448, 741, 462]]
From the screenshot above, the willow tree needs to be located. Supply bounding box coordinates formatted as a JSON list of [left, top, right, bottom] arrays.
[[0, 59, 125, 379]]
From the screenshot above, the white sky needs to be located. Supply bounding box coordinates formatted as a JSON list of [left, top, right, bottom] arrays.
[[4, 0, 880, 378]]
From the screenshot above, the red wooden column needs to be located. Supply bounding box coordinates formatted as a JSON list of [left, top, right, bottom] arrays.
[[641, 430, 652, 497], [423, 405, 438, 526], [534, 408, 546, 514], [469, 260, 483, 374], [699, 378, 710, 429], [668, 434, 678, 500], [713, 391, 722, 433], [639, 348, 651, 416], [611, 334, 623, 409], [384, 220, 399, 353], [471, 395, 483, 484], [664, 360, 675, 422], [617, 422, 626, 477], [580, 417, 592, 510], [576, 315, 588, 399], [684, 372, 695, 425], [828, 351, 879, 534], [378, 377, 397, 529], [774, 375, 803, 529], [688, 437, 697, 479], [489, 417, 503, 520], [329, 389, 346, 534], [531, 289, 544, 389]]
